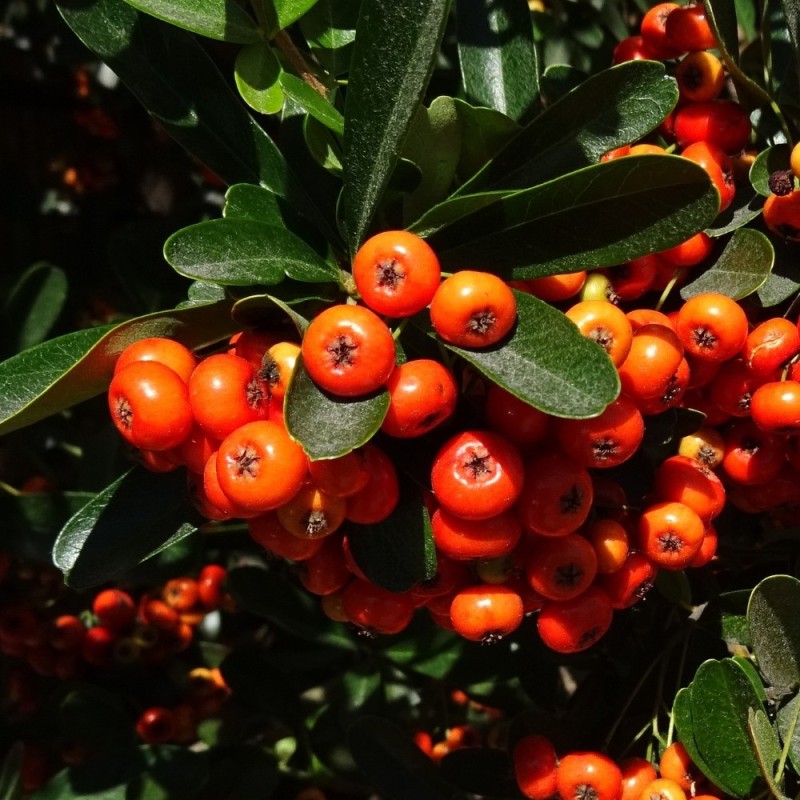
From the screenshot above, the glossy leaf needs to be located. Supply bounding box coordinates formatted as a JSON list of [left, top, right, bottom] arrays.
[[279, 73, 344, 135], [438, 291, 619, 419], [747, 575, 800, 694], [680, 229, 773, 301], [346, 484, 436, 593], [456, 0, 539, 123], [121, 0, 259, 42], [226, 564, 355, 649], [340, 0, 450, 253], [165, 218, 338, 285], [298, 0, 359, 75], [0, 299, 234, 436], [748, 708, 787, 799], [348, 717, 453, 800], [705, 189, 764, 237], [454, 60, 678, 195], [673, 686, 738, 797], [776, 693, 800, 775], [56, 0, 288, 193], [750, 144, 791, 196], [689, 659, 766, 798], [271, 0, 320, 30], [2, 263, 68, 357], [53, 468, 199, 589], [428, 156, 718, 278], [223, 183, 282, 224], [234, 42, 284, 115], [284, 357, 390, 459]]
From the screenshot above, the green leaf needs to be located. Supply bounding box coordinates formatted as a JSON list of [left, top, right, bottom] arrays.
[[454, 60, 679, 195], [383, 618, 465, 679], [279, 73, 344, 135], [56, 0, 288, 193], [0, 299, 234, 437], [703, 0, 740, 65], [456, 0, 539, 123], [298, 0, 359, 75], [0, 744, 23, 800], [133, 746, 210, 800], [705, 189, 764, 237], [223, 184, 282, 224], [438, 291, 620, 419], [747, 575, 800, 694], [776, 692, 800, 775], [756, 237, 800, 307], [346, 483, 436, 593], [226, 564, 355, 649], [271, 0, 320, 30], [165, 218, 338, 285], [121, 0, 259, 42], [340, 0, 450, 252], [451, 98, 520, 184], [58, 686, 135, 752], [53, 467, 198, 589], [777, 0, 800, 101], [540, 64, 588, 105], [2, 263, 68, 356], [689, 659, 766, 798], [751, 144, 791, 196], [234, 42, 285, 115], [748, 708, 787, 798], [402, 97, 463, 225], [673, 686, 739, 798], [284, 357, 390, 459], [428, 155, 718, 278], [680, 229, 773, 301], [348, 717, 453, 800]]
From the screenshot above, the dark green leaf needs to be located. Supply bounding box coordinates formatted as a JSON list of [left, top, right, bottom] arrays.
[[271, 0, 320, 30], [428, 156, 718, 278], [451, 98, 520, 184], [705, 189, 764, 237], [226, 564, 355, 649], [58, 686, 135, 752], [655, 570, 692, 609], [440, 748, 517, 798], [778, 0, 800, 100], [284, 357, 389, 459], [690, 659, 766, 798], [382, 618, 465, 679], [348, 717, 452, 800], [747, 575, 800, 694], [409, 191, 506, 239], [673, 686, 739, 798], [53, 467, 198, 589], [122, 0, 259, 42], [347, 483, 436, 593], [279, 73, 344, 135], [0, 299, 234, 436], [455, 60, 678, 195], [0, 744, 23, 800], [680, 229, 773, 301], [776, 692, 800, 775], [230, 292, 316, 334], [703, 0, 740, 64], [298, 0, 359, 75], [165, 218, 338, 285], [748, 708, 787, 799], [750, 144, 791, 196], [201, 747, 279, 800], [756, 236, 800, 307], [234, 42, 284, 114], [223, 184, 282, 224], [540, 64, 588, 105], [56, 0, 288, 193], [341, 0, 450, 252], [2, 263, 68, 356], [456, 0, 539, 122], [131, 746, 210, 800], [438, 290, 619, 419]]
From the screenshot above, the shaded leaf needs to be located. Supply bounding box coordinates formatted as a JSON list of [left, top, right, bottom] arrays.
[[56, 0, 287, 193], [455, 60, 678, 195], [165, 218, 338, 285], [234, 42, 284, 115], [756, 235, 800, 307], [0, 744, 23, 800], [747, 575, 800, 694], [226, 564, 355, 649], [689, 659, 766, 798], [341, 0, 450, 252], [437, 290, 620, 419], [681, 229, 773, 301], [348, 717, 452, 800], [346, 483, 436, 593], [776, 692, 800, 775], [456, 0, 539, 122], [427, 156, 718, 278], [271, 0, 321, 31], [748, 708, 787, 799], [0, 299, 234, 436], [382, 617, 465, 679], [121, 0, 259, 42], [284, 357, 389, 459], [751, 144, 791, 196], [298, 0, 359, 75], [706, 188, 763, 237], [2, 263, 68, 357], [279, 73, 344, 135], [440, 748, 517, 798], [53, 468, 199, 589]]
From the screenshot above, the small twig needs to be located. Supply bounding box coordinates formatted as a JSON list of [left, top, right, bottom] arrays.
[[274, 29, 329, 100]]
